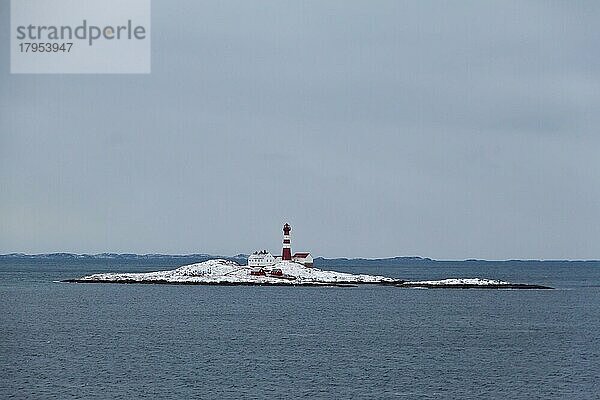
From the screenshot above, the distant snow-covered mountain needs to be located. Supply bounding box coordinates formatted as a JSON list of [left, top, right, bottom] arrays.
[[1, 253, 597, 265]]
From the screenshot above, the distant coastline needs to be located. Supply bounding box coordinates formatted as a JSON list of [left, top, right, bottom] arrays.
[[1, 253, 599, 265]]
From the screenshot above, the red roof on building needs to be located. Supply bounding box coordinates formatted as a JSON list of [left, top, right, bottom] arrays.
[[293, 252, 310, 258]]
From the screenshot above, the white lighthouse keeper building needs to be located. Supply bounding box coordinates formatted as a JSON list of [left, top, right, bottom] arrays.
[[247, 250, 276, 267]]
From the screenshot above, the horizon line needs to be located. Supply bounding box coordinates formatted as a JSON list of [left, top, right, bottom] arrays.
[[1, 252, 599, 263]]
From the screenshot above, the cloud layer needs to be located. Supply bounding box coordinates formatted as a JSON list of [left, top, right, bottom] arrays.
[[1, 1, 599, 259]]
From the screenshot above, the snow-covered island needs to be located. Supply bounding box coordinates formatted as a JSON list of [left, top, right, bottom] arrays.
[[63, 259, 552, 289], [65, 259, 397, 286], [63, 224, 552, 289], [397, 277, 552, 289]]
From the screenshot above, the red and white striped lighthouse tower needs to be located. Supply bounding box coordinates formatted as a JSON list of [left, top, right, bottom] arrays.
[[282, 223, 292, 261]]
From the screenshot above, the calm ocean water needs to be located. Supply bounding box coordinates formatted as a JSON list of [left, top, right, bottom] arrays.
[[1, 258, 599, 399]]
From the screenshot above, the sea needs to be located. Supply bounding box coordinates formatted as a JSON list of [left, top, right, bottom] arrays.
[[1, 257, 599, 399]]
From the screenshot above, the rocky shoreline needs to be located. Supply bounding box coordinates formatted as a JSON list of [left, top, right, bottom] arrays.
[[60, 278, 368, 287], [396, 282, 552, 289], [61, 278, 552, 289]]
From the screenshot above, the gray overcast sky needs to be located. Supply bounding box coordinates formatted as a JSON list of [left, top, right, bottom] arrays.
[[1, 1, 600, 259]]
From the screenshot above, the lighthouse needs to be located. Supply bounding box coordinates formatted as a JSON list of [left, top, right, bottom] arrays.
[[248, 223, 312, 268], [282, 223, 292, 261]]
